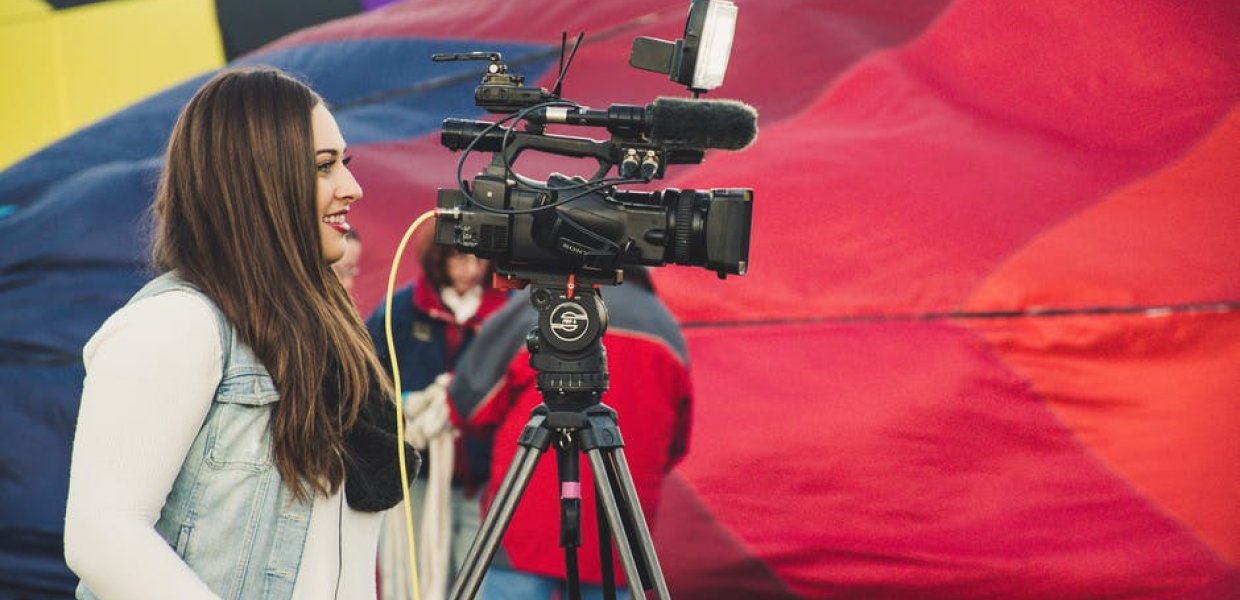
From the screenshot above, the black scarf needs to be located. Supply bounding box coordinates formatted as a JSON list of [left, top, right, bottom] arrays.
[[324, 356, 421, 512]]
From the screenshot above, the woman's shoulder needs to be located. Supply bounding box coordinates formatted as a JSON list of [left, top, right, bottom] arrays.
[[84, 289, 223, 364], [125, 287, 217, 319]]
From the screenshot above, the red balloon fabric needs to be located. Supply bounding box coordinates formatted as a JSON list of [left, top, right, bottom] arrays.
[[15, 1, 1233, 596], [276, 0, 1240, 597]]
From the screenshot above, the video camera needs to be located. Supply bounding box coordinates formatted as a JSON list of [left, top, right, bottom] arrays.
[[432, 0, 755, 284]]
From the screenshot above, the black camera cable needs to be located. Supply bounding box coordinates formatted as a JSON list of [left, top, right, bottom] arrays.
[[452, 102, 648, 217]]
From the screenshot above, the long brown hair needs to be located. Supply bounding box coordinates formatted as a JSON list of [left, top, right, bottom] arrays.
[[151, 66, 392, 499]]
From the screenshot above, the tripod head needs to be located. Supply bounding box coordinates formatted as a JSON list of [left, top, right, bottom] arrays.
[[513, 273, 612, 414]]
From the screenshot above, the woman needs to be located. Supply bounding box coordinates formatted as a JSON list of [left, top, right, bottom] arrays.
[[63, 66, 416, 600]]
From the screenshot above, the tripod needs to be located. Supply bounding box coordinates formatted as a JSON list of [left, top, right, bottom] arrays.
[[449, 276, 672, 600]]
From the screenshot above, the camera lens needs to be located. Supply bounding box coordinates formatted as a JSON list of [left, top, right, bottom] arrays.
[[666, 188, 752, 277]]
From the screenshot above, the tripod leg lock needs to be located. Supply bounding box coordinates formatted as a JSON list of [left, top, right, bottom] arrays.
[[517, 414, 554, 450], [579, 410, 625, 451]]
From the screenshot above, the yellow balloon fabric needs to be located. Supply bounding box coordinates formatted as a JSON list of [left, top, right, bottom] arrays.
[[0, 0, 225, 169]]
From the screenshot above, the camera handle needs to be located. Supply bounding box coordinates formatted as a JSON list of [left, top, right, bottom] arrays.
[[449, 280, 671, 600]]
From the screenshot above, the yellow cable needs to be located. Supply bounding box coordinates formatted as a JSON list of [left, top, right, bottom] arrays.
[[387, 209, 438, 600]]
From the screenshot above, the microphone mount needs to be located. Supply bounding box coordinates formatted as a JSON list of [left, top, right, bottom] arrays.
[[431, 51, 561, 114]]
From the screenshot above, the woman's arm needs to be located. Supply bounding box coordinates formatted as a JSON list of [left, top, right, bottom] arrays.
[[64, 291, 224, 599]]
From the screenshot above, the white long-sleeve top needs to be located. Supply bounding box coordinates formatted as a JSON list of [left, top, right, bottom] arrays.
[[64, 291, 384, 599]]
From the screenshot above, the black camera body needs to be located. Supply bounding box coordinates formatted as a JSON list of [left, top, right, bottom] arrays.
[[432, 6, 754, 284], [435, 172, 752, 279]]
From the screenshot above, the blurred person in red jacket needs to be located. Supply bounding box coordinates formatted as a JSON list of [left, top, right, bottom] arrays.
[[448, 268, 693, 600], [366, 243, 509, 599]]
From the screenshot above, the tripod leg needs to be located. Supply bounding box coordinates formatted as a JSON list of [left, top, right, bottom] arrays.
[[595, 490, 616, 600], [556, 441, 583, 600], [583, 448, 649, 599], [605, 447, 671, 600], [450, 444, 544, 600]]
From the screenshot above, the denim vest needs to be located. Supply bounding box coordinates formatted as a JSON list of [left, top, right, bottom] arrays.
[[77, 272, 314, 600]]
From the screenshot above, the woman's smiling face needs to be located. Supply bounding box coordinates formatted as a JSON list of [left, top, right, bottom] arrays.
[[312, 103, 362, 263]]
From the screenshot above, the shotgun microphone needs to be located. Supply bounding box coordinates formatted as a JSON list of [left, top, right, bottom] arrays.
[[530, 97, 758, 150]]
